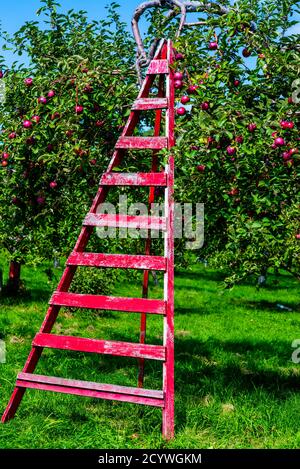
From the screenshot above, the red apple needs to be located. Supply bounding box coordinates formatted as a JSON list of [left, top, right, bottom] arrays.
[[74, 147, 87, 157], [8, 132, 17, 139], [174, 71, 183, 80], [49, 181, 57, 189], [95, 120, 105, 127], [282, 151, 291, 161], [295, 234, 300, 240], [26, 137, 35, 145], [51, 112, 60, 120], [274, 137, 285, 146], [197, 164, 205, 172], [90, 158, 97, 165], [24, 78, 33, 86], [208, 41, 218, 50], [180, 95, 190, 104], [36, 196, 45, 205], [201, 101, 210, 111], [187, 85, 198, 94], [38, 96, 47, 104], [233, 79, 240, 87], [23, 120, 32, 128], [228, 188, 239, 196], [248, 123, 257, 132], [280, 120, 287, 129], [66, 130, 74, 137], [176, 107, 186, 116], [75, 105, 84, 114], [175, 53, 184, 60], [2, 152, 9, 159], [32, 115, 40, 123], [242, 48, 251, 57], [83, 85, 93, 93], [1, 160, 8, 167], [235, 136, 244, 144], [48, 90, 55, 98], [289, 148, 298, 155], [174, 80, 183, 89], [227, 146, 236, 156]]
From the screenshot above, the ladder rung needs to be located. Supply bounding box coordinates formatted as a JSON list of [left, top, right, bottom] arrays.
[[33, 333, 166, 361], [132, 98, 168, 110], [50, 292, 166, 315], [100, 172, 167, 187], [83, 213, 166, 231], [147, 59, 169, 75], [67, 252, 166, 271], [16, 373, 164, 407], [115, 136, 168, 150]]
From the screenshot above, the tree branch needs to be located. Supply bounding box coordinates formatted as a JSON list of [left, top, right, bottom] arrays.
[[131, 0, 163, 66], [131, 0, 230, 84], [184, 21, 207, 26]]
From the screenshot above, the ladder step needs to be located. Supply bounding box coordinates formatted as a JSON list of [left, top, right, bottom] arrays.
[[132, 98, 168, 110], [147, 59, 169, 75], [100, 172, 167, 187], [115, 136, 168, 150], [33, 333, 166, 361], [83, 213, 166, 231], [67, 252, 166, 271], [16, 373, 164, 407], [50, 292, 166, 315]]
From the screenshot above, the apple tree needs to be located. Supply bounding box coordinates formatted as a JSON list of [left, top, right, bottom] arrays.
[[134, 0, 300, 285], [0, 1, 137, 292]]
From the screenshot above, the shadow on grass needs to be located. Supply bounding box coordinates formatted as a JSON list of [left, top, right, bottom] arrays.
[[172, 335, 300, 430], [175, 269, 227, 283], [175, 268, 297, 291], [0, 288, 52, 306], [175, 306, 213, 316], [175, 284, 226, 295], [6, 332, 300, 434], [229, 299, 300, 313], [175, 336, 300, 391], [34, 334, 300, 392]]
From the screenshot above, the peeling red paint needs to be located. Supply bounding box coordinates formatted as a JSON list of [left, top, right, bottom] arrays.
[[2, 39, 175, 440]]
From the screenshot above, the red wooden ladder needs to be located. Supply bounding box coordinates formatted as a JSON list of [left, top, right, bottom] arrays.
[[2, 39, 175, 440]]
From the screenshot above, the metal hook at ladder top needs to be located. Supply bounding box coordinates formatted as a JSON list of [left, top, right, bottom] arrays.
[[2, 39, 176, 440]]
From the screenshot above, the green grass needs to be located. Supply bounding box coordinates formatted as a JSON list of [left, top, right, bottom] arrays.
[[0, 258, 300, 449]]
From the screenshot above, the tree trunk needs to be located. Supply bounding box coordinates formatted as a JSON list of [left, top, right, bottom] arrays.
[[7, 260, 21, 294]]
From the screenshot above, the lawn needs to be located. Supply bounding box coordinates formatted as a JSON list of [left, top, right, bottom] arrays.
[[0, 256, 300, 449]]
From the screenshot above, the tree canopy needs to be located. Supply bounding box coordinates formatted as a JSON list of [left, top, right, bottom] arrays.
[[0, 2, 136, 267]]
